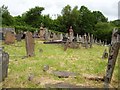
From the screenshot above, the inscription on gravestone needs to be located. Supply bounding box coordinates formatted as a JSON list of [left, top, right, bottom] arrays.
[[25, 32, 35, 57]]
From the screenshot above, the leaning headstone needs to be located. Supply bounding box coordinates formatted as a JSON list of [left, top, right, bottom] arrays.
[[4, 31, 16, 44], [0, 47, 9, 82], [104, 28, 120, 88], [25, 32, 35, 57]]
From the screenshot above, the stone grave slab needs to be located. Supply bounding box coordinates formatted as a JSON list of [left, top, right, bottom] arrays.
[[52, 70, 77, 78]]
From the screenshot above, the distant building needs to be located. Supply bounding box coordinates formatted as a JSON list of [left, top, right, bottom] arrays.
[[118, 1, 120, 19]]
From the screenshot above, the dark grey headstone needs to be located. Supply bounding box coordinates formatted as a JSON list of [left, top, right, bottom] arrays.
[[0, 48, 9, 82], [16, 33, 23, 41]]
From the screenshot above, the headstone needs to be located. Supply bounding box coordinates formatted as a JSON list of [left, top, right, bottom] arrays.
[[0, 47, 9, 82], [44, 29, 49, 41], [16, 33, 23, 41], [4, 31, 16, 44], [104, 28, 120, 88], [53, 33, 58, 40], [84, 33, 88, 48], [33, 31, 39, 38], [0, 32, 4, 40], [39, 26, 45, 40], [60, 33, 63, 40], [68, 26, 74, 42], [90, 34, 93, 48], [102, 49, 108, 59], [25, 32, 35, 57], [76, 34, 79, 42]]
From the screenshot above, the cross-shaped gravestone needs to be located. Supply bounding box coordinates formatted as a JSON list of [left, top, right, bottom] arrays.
[[25, 32, 35, 57]]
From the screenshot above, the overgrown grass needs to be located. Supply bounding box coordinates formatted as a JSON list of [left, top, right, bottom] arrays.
[[1, 39, 119, 88]]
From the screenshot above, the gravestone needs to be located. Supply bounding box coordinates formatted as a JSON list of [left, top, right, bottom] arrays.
[[0, 32, 4, 40], [104, 28, 120, 88], [76, 34, 79, 42], [39, 26, 45, 40], [25, 32, 35, 57], [53, 33, 58, 40], [60, 33, 63, 40], [33, 31, 39, 38], [84, 33, 88, 48], [68, 26, 74, 42], [90, 34, 93, 48], [0, 47, 9, 82], [102, 49, 108, 59], [44, 29, 49, 41], [16, 33, 23, 41], [4, 31, 16, 44]]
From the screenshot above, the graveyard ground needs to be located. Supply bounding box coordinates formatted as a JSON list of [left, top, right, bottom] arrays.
[[1, 39, 119, 88]]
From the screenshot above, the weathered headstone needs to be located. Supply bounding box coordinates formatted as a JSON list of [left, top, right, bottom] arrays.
[[25, 32, 35, 57], [4, 31, 16, 44], [0, 47, 9, 82], [102, 49, 108, 59], [104, 28, 120, 88], [39, 26, 45, 40], [76, 34, 79, 42], [84, 33, 88, 49], [68, 26, 74, 42], [90, 34, 93, 48], [0, 32, 4, 40], [44, 28, 49, 41], [16, 33, 23, 41], [60, 33, 63, 40]]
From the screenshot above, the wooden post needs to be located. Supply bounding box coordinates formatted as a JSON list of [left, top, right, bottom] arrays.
[[104, 28, 120, 88]]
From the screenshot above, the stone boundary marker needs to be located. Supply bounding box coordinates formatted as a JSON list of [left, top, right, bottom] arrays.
[[25, 32, 35, 57]]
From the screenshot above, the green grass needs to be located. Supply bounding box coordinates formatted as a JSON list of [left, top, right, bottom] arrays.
[[1, 39, 119, 88]]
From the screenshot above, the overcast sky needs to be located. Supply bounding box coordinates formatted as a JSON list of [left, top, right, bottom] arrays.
[[0, 0, 120, 21]]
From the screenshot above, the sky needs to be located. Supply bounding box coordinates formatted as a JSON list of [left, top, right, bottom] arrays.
[[0, 0, 120, 21]]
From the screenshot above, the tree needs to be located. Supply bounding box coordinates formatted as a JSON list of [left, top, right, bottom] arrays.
[[1, 5, 14, 26], [23, 6, 44, 28], [94, 22, 114, 43]]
